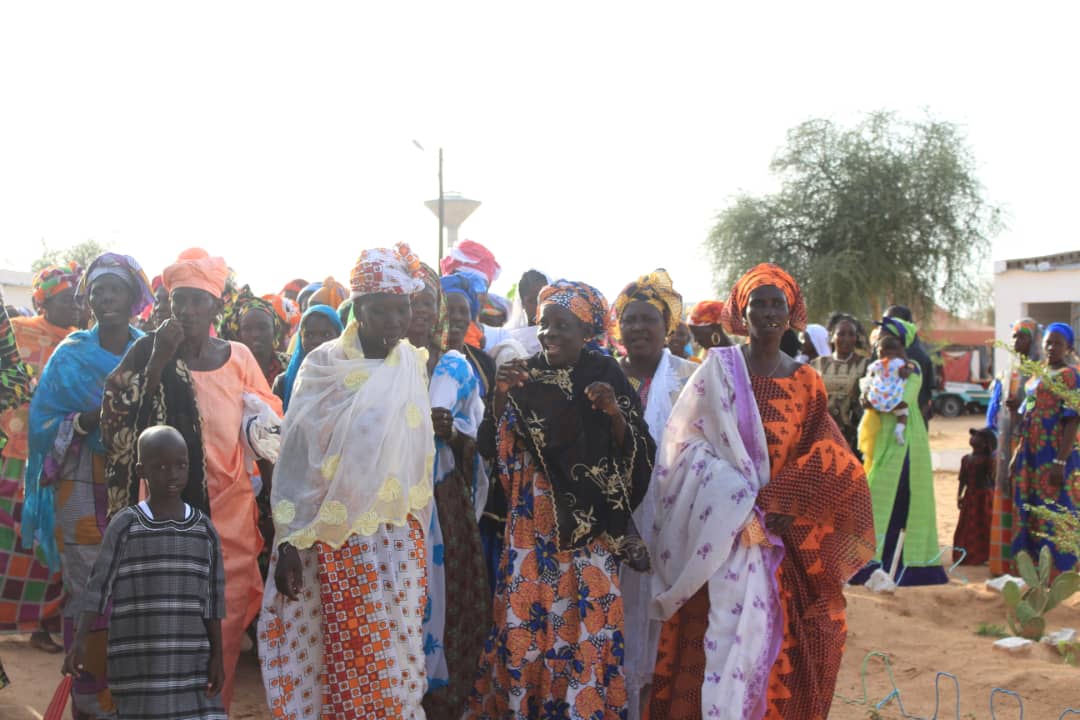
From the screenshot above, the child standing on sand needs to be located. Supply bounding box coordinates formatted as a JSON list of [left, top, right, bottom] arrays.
[[953, 427, 997, 565], [63, 425, 225, 719]]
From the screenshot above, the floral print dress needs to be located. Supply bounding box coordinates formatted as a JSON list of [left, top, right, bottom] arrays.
[[465, 405, 629, 720], [1011, 366, 1080, 573]]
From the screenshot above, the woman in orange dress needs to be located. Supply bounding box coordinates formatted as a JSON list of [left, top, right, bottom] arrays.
[[102, 248, 282, 710], [645, 264, 874, 720]]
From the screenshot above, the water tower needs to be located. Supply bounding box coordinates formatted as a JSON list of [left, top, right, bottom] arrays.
[[425, 192, 481, 250]]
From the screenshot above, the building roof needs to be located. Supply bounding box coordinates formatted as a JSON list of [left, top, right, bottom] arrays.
[[995, 250, 1080, 273], [921, 306, 994, 347]]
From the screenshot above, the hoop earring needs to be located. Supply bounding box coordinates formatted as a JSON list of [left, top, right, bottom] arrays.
[[710, 331, 721, 346]]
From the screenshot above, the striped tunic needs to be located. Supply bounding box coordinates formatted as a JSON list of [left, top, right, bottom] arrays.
[[83, 503, 226, 720]]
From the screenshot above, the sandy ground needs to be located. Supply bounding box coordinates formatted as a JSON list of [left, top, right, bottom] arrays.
[[2, 416, 1077, 719]]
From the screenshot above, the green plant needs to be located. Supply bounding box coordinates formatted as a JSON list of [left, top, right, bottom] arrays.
[[1002, 546, 1080, 639], [1057, 641, 1078, 666], [974, 623, 1009, 638]]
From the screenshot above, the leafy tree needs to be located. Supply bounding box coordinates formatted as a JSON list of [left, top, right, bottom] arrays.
[[705, 112, 1002, 321], [31, 239, 107, 273]]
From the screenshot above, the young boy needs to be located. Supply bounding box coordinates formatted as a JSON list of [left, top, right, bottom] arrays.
[[63, 425, 226, 719], [862, 332, 915, 444], [953, 427, 997, 565]]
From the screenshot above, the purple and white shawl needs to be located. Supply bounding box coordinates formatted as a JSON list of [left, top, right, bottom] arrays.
[[638, 345, 785, 720]]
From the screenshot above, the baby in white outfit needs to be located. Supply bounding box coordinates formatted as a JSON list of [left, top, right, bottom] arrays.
[[862, 333, 914, 444]]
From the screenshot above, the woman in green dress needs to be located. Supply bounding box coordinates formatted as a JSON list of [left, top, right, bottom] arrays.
[[851, 316, 948, 586]]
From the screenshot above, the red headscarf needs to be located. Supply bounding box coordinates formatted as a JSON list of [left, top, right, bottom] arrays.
[[688, 300, 725, 327], [721, 263, 807, 336], [439, 239, 501, 286]]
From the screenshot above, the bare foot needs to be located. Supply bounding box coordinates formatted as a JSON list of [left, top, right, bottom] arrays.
[[29, 630, 63, 654]]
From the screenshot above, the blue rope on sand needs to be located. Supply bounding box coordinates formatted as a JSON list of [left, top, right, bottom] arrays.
[[990, 687, 1024, 719]]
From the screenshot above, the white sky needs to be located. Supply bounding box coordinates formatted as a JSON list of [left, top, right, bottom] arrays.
[[1, 2, 1077, 310]]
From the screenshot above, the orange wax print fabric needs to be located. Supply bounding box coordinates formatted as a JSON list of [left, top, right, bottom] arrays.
[[648, 365, 873, 720], [258, 518, 429, 719], [464, 411, 629, 720], [0, 316, 73, 461]]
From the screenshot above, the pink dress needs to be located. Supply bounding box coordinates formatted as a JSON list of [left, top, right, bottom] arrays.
[[190, 342, 282, 707]]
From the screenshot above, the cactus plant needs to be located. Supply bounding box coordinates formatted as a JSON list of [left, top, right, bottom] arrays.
[[1002, 546, 1080, 640]]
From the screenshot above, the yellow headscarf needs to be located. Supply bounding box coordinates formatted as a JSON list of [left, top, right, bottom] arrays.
[[612, 269, 683, 340]]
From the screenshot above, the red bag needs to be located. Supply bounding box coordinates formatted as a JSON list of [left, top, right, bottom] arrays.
[[43, 675, 72, 720]]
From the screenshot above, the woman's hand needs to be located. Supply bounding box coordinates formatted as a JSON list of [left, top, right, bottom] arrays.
[[206, 648, 224, 697], [495, 359, 529, 396], [77, 409, 101, 434], [493, 359, 529, 419], [61, 643, 87, 679], [432, 408, 455, 441], [274, 544, 303, 601], [585, 382, 620, 418], [765, 513, 794, 536], [149, 319, 185, 370], [1048, 462, 1066, 489]]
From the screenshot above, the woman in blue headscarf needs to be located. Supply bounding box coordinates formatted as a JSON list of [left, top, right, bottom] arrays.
[[441, 272, 496, 400], [24, 252, 152, 717], [1010, 322, 1080, 574], [273, 304, 344, 411]]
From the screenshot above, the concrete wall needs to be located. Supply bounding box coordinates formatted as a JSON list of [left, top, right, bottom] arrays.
[[0, 269, 34, 310], [993, 268, 1080, 372]]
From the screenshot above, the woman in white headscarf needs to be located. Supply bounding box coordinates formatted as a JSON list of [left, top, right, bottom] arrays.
[[259, 243, 436, 719]]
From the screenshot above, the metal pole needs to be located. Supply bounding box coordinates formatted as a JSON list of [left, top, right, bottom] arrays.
[[438, 148, 445, 266]]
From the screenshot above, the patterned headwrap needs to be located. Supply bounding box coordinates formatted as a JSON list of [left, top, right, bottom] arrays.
[[309, 277, 348, 309], [612, 269, 683, 340], [688, 300, 725, 327], [263, 293, 301, 336], [349, 242, 425, 297], [162, 248, 229, 298], [1012, 318, 1039, 338], [440, 272, 486, 319], [281, 278, 308, 296], [721, 263, 807, 336], [76, 253, 155, 318], [31, 262, 83, 314], [538, 279, 610, 341], [439, 239, 501, 285], [877, 316, 918, 348], [1045, 322, 1075, 348], [220, 285, 288, 350]]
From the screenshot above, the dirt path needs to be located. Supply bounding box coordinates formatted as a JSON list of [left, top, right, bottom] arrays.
[[3, 417, 1077, 718]]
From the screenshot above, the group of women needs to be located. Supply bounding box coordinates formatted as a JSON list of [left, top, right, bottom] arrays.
[[987, 318, 1080, 576], [3, 235, 1075, 720], [253, 250, 876, 720]]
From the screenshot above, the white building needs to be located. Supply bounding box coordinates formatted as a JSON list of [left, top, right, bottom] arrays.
[[993, 250, 1080, 372], [0, 268, 34, 311]]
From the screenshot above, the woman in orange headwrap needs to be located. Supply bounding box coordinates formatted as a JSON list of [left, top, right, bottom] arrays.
[[645, 263, 874, 720], [101, 248, 282, 710], [687, 300, 732, 358]]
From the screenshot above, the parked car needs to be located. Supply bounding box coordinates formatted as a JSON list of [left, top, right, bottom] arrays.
[[933, 381, 992, 418]]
